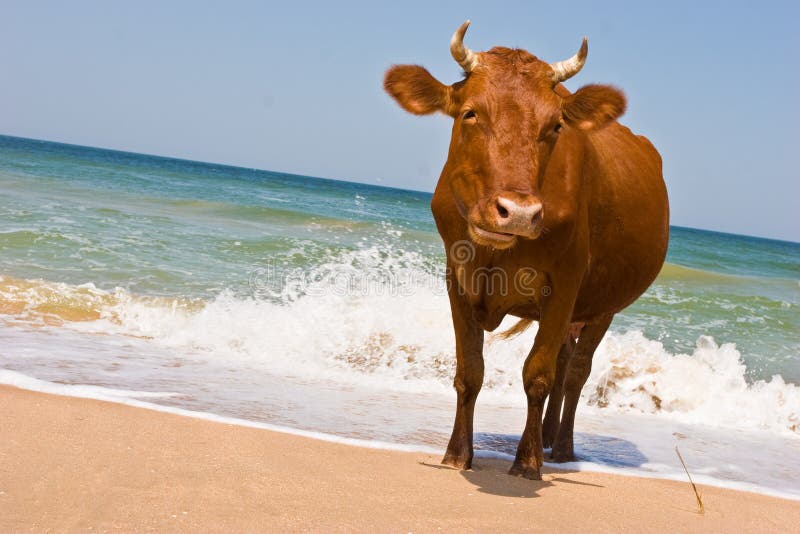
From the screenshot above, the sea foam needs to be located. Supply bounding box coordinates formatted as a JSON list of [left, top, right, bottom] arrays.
[[3, 251, 796, 437]]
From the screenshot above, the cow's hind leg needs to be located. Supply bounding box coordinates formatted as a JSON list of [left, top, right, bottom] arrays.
[[541, 338, 575, 448], [550, 314, 614, 463], [509, 284, 577, 480]]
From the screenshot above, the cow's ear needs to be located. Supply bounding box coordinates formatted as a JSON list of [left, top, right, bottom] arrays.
[[562, 84, 626, 130], [384, 65, 451, 115]]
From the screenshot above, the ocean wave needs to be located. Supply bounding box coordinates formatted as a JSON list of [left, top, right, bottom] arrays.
[[586, 332, 799, 434], [0, 274, 202, 325], [1, 268, 797, 436]]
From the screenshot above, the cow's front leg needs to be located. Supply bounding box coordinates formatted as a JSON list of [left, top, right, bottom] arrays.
[[441, 272, 484, 470], [509, 287, 576, 480]]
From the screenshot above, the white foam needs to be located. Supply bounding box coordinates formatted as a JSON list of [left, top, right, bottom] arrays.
[[0, 369, 179, 400], [25, 247, 792, 438], [586, 332, 800, 435]]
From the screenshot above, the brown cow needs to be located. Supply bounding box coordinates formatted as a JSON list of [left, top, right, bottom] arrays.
[[384, 21, 669, 479]]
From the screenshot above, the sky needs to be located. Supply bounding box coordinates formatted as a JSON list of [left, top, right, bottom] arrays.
[[1, 1, 798, 241]]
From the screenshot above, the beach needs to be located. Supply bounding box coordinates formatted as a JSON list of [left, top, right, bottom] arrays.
[[2, 384, 798, 532]]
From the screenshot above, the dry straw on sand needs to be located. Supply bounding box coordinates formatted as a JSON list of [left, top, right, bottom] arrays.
[[676, 446, 705, 514]]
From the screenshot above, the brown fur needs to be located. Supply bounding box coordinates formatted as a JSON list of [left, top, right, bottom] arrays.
[[383, 65, 451, 115], [562, 84, 627, 130], [384, 38, 669, 480]]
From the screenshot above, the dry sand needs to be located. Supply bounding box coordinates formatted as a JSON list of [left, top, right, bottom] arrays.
[[1, 385, 797, 532]]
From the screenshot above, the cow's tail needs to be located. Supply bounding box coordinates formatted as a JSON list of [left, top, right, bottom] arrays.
[[495, 317, 535, 340]]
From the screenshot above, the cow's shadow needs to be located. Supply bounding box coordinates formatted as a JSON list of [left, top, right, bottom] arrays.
[[421, 432, 648, 498], [475, 431, 649, 469]]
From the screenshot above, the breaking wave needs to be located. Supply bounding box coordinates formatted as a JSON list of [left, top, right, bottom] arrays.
[[1, 263, 797, 437]]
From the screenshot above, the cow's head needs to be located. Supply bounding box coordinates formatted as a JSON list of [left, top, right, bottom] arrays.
[[384, 21, 626, 249]]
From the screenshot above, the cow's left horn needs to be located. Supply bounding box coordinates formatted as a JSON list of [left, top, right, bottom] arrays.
[[549, 37, 588, 83], [450, 20, 480, 72]]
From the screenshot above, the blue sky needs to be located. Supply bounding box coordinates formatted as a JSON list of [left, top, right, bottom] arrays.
[[1, 1, 797, 241]]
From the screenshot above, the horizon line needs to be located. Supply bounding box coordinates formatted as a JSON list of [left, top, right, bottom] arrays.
[[2, 132, 797, 246]]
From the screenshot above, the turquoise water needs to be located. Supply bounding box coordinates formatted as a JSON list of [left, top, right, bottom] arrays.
[[1, 134, 799, 497], [0, 135, 438, 294], [1, 134, 797, 381]]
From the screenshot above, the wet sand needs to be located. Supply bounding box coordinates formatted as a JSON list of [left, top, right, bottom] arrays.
[[1, 385, 797, 532]]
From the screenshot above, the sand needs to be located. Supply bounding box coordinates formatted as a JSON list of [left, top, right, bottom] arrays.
[[0, 385, 797, 532]]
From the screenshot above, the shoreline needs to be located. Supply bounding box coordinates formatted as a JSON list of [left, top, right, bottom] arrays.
[[1, 384, 798, 532], [2, 368, 797, 501]]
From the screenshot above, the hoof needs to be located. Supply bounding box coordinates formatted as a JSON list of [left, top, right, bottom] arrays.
[[508, 462, 542, 480], [541, 423, 559, 449], [549, 448, 575, 463], [441, 452, 472, 470]]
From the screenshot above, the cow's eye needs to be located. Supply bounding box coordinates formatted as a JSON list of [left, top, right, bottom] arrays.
[[462, 110, 476, 121], [554, 123, 563, 134]]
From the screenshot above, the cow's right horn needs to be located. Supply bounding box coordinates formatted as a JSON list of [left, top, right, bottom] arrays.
[[450, 20, 480, 72]]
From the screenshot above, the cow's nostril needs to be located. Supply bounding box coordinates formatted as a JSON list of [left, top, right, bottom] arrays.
[[496, 202, 509, 218], [532, 209, 543, 226]]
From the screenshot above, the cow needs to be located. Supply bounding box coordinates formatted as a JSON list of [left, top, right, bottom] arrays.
[[383, 21, 669, 480]]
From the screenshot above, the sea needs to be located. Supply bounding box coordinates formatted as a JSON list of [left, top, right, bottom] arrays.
[[1, 134, 798, 499]]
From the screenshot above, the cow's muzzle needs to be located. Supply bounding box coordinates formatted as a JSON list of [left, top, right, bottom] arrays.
[[468, 192, 544, 248]]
